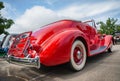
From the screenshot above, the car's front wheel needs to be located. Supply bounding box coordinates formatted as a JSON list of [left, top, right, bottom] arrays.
[[108, 40, 113, 52], [69, 40, 87, 71]]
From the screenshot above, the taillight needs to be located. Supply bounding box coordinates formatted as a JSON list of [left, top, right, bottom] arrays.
[[29, 44, 41, 53]]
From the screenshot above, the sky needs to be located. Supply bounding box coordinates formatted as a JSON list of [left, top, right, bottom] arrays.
[[0, 0, 120, 34]]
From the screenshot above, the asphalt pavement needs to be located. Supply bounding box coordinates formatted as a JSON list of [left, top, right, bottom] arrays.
[[0, 45, 120, 81]]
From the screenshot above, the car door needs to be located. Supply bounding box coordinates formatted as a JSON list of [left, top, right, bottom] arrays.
[[84, 21, 99, 50]]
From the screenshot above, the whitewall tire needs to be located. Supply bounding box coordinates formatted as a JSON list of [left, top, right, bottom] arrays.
[[69, 40, 87, 71], [108, 41, 113, 52]]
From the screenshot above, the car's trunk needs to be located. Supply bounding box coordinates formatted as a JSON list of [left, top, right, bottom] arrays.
[[8, 32, 32, 58]]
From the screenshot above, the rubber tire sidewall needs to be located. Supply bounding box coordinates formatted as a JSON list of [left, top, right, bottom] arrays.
[[108, 41, 113, 52], [70, 40, 87, 71]]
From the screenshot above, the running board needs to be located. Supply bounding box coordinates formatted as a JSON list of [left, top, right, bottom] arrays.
[[90, 46, 107, 55]]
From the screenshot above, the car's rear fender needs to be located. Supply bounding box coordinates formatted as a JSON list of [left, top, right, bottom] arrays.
[[39, 30, 89, 66]]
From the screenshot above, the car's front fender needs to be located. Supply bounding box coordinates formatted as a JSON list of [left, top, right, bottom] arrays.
[[100, 35, 113, 48], [104, 35, 113, 47]]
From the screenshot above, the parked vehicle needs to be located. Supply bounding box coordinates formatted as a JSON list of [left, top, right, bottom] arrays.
[[114, 32, 120, 44], [7, 20, 113, 71], [0, 34, 17, 57]]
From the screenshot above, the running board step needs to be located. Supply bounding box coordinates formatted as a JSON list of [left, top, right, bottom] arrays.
[[90, 46, 107, 55]]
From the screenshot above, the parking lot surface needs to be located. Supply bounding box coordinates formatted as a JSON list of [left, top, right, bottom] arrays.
[[0, 45, 120, 81]]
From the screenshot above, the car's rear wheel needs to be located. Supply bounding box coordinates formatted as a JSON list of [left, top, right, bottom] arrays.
[[69, 40, 87, 71], [108, 41, 113, 52]]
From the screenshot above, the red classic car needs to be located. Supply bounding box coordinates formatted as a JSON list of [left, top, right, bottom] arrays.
[[7, 20, 113, 71]]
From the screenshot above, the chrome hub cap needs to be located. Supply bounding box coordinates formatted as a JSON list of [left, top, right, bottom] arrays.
[[73, 46, 83, 65], [77, 51, 81, 59]]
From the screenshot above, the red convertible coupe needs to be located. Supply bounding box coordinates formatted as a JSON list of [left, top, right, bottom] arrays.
[[7, 20, 113, 71]]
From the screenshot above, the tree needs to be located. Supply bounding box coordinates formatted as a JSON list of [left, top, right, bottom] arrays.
[[98, 18, 118, 36], [0, 2, 14, 35], [116, 25, 120, 32]]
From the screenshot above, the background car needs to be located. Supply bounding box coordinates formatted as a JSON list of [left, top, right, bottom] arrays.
[[0, 34, 18, 57], [7, 20, 113, 71], [114, 32, 120, 44]]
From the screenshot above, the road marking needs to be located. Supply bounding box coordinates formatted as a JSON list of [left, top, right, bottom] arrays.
[[7, 68, 11, 76], [6, 66, 28, 81], [14, 75, 28, 81], [29, 70, 40, 76], [7, 68, 28, 81], [29, 70, 57, 81], [29, 72, 51, 81]]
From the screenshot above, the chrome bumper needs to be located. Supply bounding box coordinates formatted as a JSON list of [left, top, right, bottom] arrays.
[[6, 55, 40, 68]]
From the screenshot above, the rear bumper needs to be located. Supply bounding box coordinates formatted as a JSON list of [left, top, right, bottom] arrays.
[[6, 54, 40, 68]]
